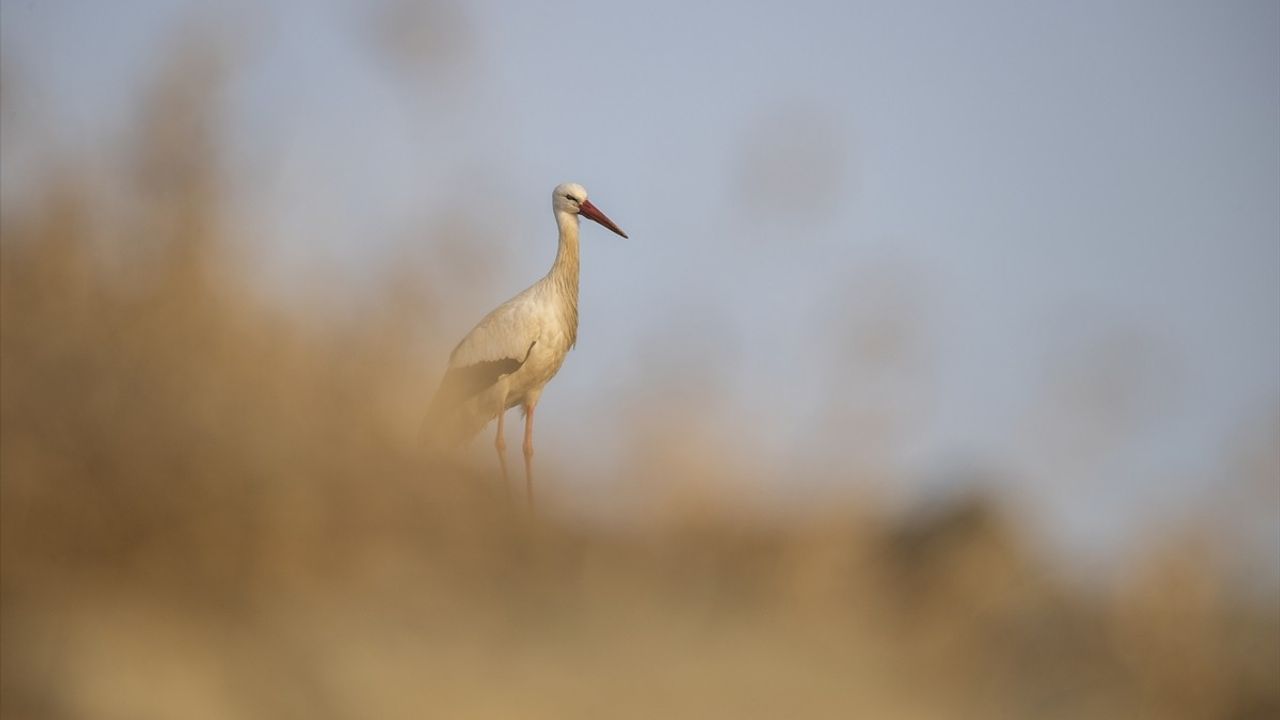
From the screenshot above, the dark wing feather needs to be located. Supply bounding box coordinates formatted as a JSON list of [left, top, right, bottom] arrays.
[[428, 357, 523, 416], [422, 339, 537, 445]]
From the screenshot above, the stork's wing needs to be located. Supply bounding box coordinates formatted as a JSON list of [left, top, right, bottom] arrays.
[[427, 297, 540, 419]]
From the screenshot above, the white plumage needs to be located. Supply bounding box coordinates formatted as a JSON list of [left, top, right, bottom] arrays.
[[424, 182, 628, 505]]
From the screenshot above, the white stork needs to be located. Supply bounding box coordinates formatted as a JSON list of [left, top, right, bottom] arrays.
[[423, 182, 628, 507]]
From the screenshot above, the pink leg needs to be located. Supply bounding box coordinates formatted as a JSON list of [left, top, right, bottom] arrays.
[[494, 409, 510, 494], [523, 402, 536, 513]]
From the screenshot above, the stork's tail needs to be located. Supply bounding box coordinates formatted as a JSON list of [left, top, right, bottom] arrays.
[[419, 394, 490, 455]]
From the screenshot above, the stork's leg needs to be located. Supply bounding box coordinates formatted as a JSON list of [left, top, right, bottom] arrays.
[[494, 409, 511, 493], [522, 402, 536, 512]]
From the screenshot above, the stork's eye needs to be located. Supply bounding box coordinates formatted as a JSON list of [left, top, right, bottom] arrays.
[[565, 194, 577, 202]]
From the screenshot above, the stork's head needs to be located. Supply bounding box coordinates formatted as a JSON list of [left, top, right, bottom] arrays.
[[553, 182, 628, 238]]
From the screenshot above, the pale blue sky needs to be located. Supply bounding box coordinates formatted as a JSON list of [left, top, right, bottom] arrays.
[[3, 0, 1278, 563]]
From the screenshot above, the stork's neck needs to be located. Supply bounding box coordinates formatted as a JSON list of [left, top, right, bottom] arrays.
[[548, 209, 581, 344], [549, 209, 581, 290]]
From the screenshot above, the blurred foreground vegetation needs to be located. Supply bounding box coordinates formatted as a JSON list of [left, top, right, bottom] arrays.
[[2, 50, 1278, 720]]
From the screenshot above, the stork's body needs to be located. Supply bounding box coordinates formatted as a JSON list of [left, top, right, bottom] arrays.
[[424, 183, 627, 506]]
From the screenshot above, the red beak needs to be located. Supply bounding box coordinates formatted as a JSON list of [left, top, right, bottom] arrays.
[[578, 199, 628, 238]]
